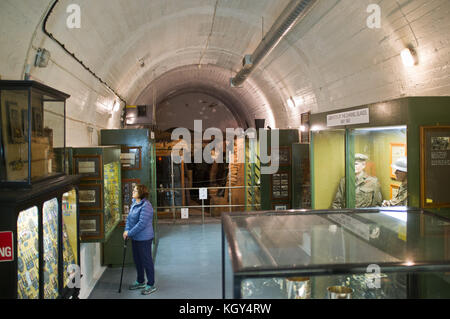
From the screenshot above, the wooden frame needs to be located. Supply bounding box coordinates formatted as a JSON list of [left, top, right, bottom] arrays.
[[73, 155, 102, 180], [390, 183, 400, 200], [120, 146, 142, 170], [420, 126, 450, 208], [78, 183, 103, 210], [79, 213, 103, 239], [390, 143, 407, 179]]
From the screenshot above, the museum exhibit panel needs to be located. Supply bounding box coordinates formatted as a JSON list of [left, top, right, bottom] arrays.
[[64, 146, 122, 243], [310, 97, 450, 218], [261, 129, 311, 211], [100, 129, 158, 266], [222, 208, 450, 299], [0, 80, 81, 299]]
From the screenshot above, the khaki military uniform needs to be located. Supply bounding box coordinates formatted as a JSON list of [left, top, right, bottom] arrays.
[[331, 172, 383, 209], [383, 182, 407, 207]]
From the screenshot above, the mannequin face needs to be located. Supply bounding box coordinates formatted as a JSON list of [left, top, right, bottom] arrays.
[[355, 160, 366, 175], [395, 170, 407, 182]]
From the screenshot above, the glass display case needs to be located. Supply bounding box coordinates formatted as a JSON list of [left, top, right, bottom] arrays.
[[222, 208, 450, 299], [0, 176, 81, 299], [0, 80, 70, 187], [100, 129, 158, 266], [66, 146, 122, 243], [310, 97, 450, 215]]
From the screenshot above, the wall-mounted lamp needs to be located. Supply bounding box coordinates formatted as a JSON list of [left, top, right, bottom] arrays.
[[401, 46, 418, 67], [35, 48, 51, 67]]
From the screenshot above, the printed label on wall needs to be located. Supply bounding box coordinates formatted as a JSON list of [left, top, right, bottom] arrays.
[[327, 108, 370, 127]]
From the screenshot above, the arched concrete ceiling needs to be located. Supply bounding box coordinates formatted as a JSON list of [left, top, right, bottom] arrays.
[[4, 0, 449, 131]]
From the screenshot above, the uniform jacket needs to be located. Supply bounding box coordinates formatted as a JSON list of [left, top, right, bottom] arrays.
[[331, 172, 383, 209], [125, 198, 154, 241], [384, 182, 407, 206]]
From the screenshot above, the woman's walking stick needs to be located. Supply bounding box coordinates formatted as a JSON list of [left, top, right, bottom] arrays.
[[118, 238, 128, 293]]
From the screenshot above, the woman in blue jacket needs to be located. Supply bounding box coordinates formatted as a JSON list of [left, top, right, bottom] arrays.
[[123, 184, 156, 295]]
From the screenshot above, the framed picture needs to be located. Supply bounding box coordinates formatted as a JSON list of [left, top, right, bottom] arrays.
[[120, 146, 142, 170], [79, 184, 102, 210], [79, 214, 102, 238], [390, 183, 400, 200], [278, 147, 291, 166], [420, 126, 450, 208], [7, 101, 25, 144], [271, 172, 290, 200], [32, 106, 43, 137], [390, 143, 406, 178], [73, 155, 102, 179]]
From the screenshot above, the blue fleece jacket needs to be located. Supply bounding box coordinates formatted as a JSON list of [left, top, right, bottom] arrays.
[[125, 198, 154, 241]]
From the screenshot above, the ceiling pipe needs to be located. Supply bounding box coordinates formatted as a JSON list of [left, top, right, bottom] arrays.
[[231, 0, 317, 88]]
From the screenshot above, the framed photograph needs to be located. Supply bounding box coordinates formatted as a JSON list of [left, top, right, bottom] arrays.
[[32, 106, 43, 137], [120, 146, 142, 170], [420, 126, 450, 208], [79, 214, 102, 238], [79, 184, 102, 210], [74, 155, 102, 179], [7, 101, 25, 144], [271, 172, 290, 200], [390, 183, 400, 200], [390, 143, 407, 178]]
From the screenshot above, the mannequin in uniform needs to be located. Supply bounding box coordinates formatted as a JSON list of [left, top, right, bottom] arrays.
[[382, 157, 407, 207], [331, 153, 383, 209]]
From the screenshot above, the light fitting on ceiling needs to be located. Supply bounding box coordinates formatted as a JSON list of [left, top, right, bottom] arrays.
[[35, 48, 51, 67], [401, 46, 418, 67]]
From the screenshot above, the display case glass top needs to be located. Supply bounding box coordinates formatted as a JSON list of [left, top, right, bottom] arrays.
[[0, 80, 70, 186], [223, 208, 450, 276]]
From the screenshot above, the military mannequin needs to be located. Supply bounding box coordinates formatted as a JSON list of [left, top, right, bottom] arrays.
[[382, 157, 407, 207], [331, 153, 383, 209]]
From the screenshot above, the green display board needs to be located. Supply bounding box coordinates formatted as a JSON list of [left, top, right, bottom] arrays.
[[261, 129, 302, 210], [100, 129, 158, 266]]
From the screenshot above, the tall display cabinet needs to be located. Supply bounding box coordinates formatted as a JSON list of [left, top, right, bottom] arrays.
[[310, 97, 450, 297], [100, 129, 158, 266], [0, 80, 81, 299]]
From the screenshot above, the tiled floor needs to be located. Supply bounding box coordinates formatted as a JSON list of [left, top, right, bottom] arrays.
[[88, 222, 232, 299]]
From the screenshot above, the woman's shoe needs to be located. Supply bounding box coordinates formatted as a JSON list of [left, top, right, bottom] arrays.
[[141, 285, 157, 295], [129, 281, 146, 290]]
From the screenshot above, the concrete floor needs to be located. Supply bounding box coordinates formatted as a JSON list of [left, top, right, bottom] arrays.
[[89, 222, 232, 299]]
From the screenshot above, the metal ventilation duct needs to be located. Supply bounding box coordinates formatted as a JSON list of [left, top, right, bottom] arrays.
[[231, 0, 317, 87]]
